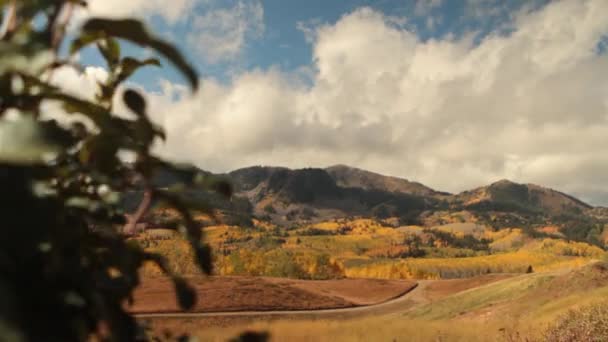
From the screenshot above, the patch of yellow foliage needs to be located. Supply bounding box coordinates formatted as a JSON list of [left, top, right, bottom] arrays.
[[531, 238, 605, 258], [487, 228, 524, 251], [345, 243, 602, 280], [289, 235, 394, 257], [307, 218, 400, 236], [141, 238, 200, 276]]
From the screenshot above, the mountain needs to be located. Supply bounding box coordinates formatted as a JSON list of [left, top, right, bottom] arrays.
[[587, 207, 608, 220], [228, 166, 437, 224], [325, 165, 449, 197], [453, 179, 592, 215], [142, 163, 604, 235], [229, 166, 596, 219], [231, 166, 341, 203], [229, 166, 288, 192]]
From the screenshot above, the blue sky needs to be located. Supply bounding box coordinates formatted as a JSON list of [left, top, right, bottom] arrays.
[[78, 0, 548, 90], [61, 0, 608, 204]]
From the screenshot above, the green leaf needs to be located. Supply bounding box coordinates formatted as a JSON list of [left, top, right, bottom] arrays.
[[0, 319, 24, 342], [122, 88, 166, 147], [18, 72, 60, 93], [70, 32, 103, 55], [122, 89, 146, 117], [78, 135, 120, 173], [153, 189, 218, 275], [143, 253, 199, 310], [116, 57, 160, 84], [45, 93, 111, 128], [173, 277, 197, 311], [0, 115, 71, 164], [81, 18, 198, 90], [143, 252, 171, 274], [97, 38, 120, 69], [195, 244, 213, 275], [229, 331, 270, 342], [0, 42, 54, 75], [96, 58, 160, 105]]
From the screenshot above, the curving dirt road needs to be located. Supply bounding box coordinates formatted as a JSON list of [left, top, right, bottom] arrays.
[[136, 281, 432, 320]]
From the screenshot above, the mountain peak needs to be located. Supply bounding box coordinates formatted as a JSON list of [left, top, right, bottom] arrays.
[[326, 164, 354, 170], [491, 179, 518, 186], [325, 165, 446, 197], [456, 178, 592, 214]]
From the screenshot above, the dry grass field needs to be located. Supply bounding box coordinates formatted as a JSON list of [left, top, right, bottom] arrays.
[[266, 277, 417, 305], [420, 274, 515, 302], [129, 276, 417, 313], [141, 263, 608, 341], [132, 214, 608, 340]]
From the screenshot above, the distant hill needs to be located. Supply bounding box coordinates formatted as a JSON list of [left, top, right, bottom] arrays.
[[229, 166, 434, 224], [587, 207, 608, 220], [325, 165, 449, 198], [267, 168, 344, 203], [229, 166, 288, 192], [135, 163, 606, 244], [453, 179, 592, 215], [229, 166, 596, 219]]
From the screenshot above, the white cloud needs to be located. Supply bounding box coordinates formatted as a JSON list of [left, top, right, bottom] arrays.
[[188, 1, 264, 63], [77, 0, 198, 23], [41, 65, 142, 129], [52, 0, 608, 205], [48, 66, 108, 100]]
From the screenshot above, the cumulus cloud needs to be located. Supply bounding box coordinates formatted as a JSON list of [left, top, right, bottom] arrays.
[[75, 0, 198, 23], [188, 1, 264, 63], [40, 65, 123, 131], [54, 0, 608, 205]]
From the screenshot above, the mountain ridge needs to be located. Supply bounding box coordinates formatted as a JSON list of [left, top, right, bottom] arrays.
[[220, 164, 598, 224], [325, 164, 450, 198], [453, 178, 592, 215], [228, 164, 593, 209], [144, 163, 607, 246]]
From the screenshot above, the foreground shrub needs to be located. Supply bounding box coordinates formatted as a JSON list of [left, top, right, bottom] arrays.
[[543, 301, 608, 342], [0, 1, 229, 340]]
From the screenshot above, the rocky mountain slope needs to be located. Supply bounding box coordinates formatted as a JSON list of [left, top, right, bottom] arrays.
[[325, 165, 449, 198], [228, 166, 437, 224], [453, 179, 592, 215], [142, 164, 606, 243]]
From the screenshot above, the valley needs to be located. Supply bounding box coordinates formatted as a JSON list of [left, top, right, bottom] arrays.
[[128, 165, 608, 340], [139, 262, 608, 341]]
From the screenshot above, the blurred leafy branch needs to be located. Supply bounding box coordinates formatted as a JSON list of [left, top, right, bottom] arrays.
[[0, 1, 231, 341]]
